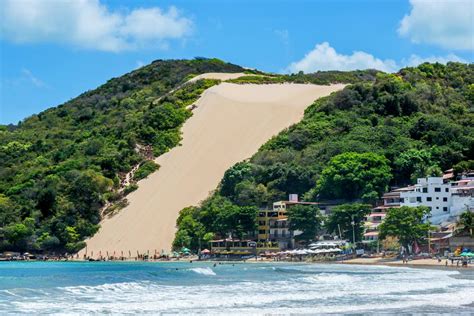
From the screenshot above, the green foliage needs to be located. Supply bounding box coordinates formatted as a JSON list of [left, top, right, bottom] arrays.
[[227, 70, 379, 85], [379, 206, 431, 249], [325, 203, 372, 243], [0, 59, 244, 252], [172, 196, 258, 251], [203, 62, 473, 209], [287, 205, 322, 241], [123, 183, 139, 195], [133, 161, 160, 181], [316, 152, 391, 201], [174, 62, 474, 248], [457, 210, 474, 236]]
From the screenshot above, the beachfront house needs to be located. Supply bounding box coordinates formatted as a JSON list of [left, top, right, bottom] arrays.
[[399, 175, 474, 225], [363, 172, 474, 242]]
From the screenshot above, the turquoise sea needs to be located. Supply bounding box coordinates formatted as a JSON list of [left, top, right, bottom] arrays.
[[0, 261, 473, 315]]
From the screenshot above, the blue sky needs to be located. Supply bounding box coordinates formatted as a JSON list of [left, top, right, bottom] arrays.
[[1, 0, 473, 124]]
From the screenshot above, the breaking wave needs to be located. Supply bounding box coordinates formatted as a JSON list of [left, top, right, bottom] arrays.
[[1, 262, 473, 314]]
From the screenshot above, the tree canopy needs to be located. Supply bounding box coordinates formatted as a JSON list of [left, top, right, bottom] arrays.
[[325, 203, 372, 243], [0, 58, 244, 253], [175, 62, 474, 249], [378, 206, 431, 249], [316, 152, 391, 201], [287, 205, 322, 241]]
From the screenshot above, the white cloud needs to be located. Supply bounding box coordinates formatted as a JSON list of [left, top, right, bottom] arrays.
[[287, 42, 398, 73], [0, 0, 192, 52], [286, 42, 467, 74], [398, 0, 474, 51]]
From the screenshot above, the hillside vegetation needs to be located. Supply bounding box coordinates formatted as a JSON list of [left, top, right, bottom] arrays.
[[174, 62, 474, 250], [227, 69, 379, 85], [0, 58, 243, 252]]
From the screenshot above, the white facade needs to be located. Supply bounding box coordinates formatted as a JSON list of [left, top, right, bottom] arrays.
[[400, 177, 451, 224], [450, 178, 474, 218], [400, 176, 474, 225]]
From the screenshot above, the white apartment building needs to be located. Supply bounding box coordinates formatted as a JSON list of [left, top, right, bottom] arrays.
[[400, 176, 473, 225], [450, 178, 474, 218]]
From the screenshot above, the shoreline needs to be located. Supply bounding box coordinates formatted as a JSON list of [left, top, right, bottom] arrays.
[[7, 256, 473, 273]]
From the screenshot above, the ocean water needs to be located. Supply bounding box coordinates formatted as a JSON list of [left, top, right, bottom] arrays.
[[0, 261, 473, 315]]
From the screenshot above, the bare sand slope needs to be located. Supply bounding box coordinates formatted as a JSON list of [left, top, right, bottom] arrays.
[[80, 82, 344, 257]]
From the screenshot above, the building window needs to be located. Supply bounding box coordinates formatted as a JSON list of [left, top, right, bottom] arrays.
[[427, 197, 432, 202], [443, 207, 448, 212], [436, 206, 439, 209], [258, 230, 266, 235], [434, 187, 441, 192], [416, 197, 422, 202], [445, 188, 449, 192], [443, 197, 448, 202], [436, 197, 439, 200], [410, 197, 416, 203], [400, 198, 404, 203], [422, 187, 428, 193]]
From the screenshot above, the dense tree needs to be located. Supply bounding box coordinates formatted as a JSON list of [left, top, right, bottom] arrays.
[[316, 152, 392, 201], [287, 205, 322, 241], [0, 58, 245, 252], [172, 197, 258, 251], [325, 203, 372, 243], [175, 62, 474, 248], [457, 210, 474, 236], [379, 206, 431, 249]]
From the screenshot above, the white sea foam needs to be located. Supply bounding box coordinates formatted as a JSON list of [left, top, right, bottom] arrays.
[[189, 267, 216, 276], [2, 264, 473, 315]]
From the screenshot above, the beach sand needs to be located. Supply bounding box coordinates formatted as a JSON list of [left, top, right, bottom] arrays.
[[79, 79, 345, 258], [342, 257, 474, 270]]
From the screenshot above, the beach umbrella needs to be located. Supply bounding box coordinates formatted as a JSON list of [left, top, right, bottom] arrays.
[[201, 249, 211, 254]]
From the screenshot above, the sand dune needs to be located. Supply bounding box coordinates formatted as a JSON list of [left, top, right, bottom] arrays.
[[80, 80, 345, 257]]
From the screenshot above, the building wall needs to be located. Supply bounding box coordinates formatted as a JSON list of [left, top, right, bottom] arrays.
[[400, 177, 451, 223]]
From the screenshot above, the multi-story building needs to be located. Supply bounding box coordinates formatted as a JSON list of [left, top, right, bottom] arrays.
[[363, 212, 386, 242], [257, 208, 293, 249], [256, 194, 335, 249], [450, 178, 474, 217], [372, 175, 474, 227], [399, 177, 452, 223]]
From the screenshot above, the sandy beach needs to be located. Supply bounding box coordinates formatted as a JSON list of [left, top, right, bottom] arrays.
[[79, 79, 344, 258], [341, 257, 474, 270]]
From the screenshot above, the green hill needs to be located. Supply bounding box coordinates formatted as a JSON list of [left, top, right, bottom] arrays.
[[173, 62, 474, 250], [1, 59, 472, 254], [0, 58, 244, 252]]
